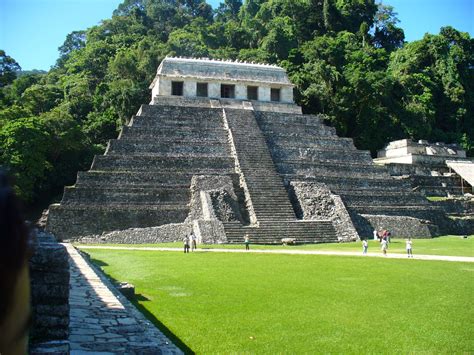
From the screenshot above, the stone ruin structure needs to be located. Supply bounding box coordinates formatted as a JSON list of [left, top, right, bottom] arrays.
[[374, 139, 474, 233], [46, 57, 461, 242], [374, 139, 473, 195]]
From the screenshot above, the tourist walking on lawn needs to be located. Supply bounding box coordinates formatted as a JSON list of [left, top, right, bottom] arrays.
[[183, 235, 190, 253], [381, 238, 388, 256], [362, 239, 368, 255], [244, 234, 250, 250], [190, 231, 197, 251], [406, 238, 413, 258]]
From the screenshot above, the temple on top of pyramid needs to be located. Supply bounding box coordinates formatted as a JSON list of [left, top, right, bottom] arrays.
[[149, 57, 295, 104]]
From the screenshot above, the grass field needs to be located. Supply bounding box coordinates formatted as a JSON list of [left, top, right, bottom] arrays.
[[78, 235, 474, 257], [80, 247, 474, 353]]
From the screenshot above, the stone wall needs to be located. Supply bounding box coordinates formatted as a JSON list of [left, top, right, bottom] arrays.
[[356, 214, 439, 238], [431, 197, 474, 235], [193, 220, 227, 244], [380, 163, 432, 176], [78, 222, 194, 244], [77, 220, 230, 245], [288, 181, 358, 242], [187, 175, 242, 223], [29, 230, 69, 347]]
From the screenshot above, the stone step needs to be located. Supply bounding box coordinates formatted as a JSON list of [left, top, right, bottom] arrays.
[[62, 186, 190, 205], [270, 147, 373, 164], [349, 205, 442, 216], [133, 112, 223, 124], [75, 171, 239, 187], [46, 204, 189, 240], [259, 124, 336, 137], [411, 175, 461, 186], [107, 139, 231, 156], [91, 155, 235, 172], [120, 126, 229, 141], [265, 134, 356, 148], [415, 186, 465, 197], [150, 96, 214, 108], [275, 161, 390, 179], [131, 118, 223, 130], [246, 193, 292, 200], [340, 193, 430, 207], [223, 222, 336, 229], [283, 175, 412, 190], [258, 118, 331, 131], [223, 220, 337, 244], [138, 103, 218, 117], [224, 108, 297, 223], [256, 112, 323, 125], [251, 209, 296, 216]]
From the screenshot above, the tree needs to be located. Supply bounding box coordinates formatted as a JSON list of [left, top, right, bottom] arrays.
[[21, 84, 63, 115], [388, 27, 473, 153], [372, 3, 404, 51], [0, 117, 51, 201], [0, 50, 21, 87], [216, 0, 243, 21], [57, 31, 86, 67]]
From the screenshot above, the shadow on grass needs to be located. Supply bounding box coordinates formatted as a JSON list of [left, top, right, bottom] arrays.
[[133, 293, 150, 302], [128, 297, 195, 355], [89, 257, 109, 267]]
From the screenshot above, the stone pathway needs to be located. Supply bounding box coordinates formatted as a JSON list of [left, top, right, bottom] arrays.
[[65, 243, 183, 355], [78, 245, 474, 263]]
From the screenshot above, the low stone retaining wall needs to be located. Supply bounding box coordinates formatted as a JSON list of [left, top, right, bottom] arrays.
[[358, 214, 438, 238], [29, 230, 69, 349], [79, 222, 194, 244]]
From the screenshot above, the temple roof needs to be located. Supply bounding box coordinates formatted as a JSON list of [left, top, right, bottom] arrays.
[[150, 57, 293, 88]]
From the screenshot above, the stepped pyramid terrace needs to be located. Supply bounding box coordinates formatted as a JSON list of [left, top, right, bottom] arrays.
[[46, 57, 463, 244], [374, 139, 473, 197]]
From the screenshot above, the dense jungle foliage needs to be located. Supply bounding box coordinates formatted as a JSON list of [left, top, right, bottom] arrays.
[[0, 0, 473, 206]]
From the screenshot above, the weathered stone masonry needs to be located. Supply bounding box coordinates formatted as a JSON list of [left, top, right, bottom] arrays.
[[47, 57, 452, 242], [29, 230, 69, 349]]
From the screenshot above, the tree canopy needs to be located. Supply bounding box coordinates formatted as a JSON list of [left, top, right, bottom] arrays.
[[0, 0, 472, 205]]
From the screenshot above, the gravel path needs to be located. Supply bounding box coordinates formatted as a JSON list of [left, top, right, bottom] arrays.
[[78, 245, 474, 263]]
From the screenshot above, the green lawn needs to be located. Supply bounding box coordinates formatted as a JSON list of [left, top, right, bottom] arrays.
[[81, 248, 474, 353], [77, 235, 474, 257]]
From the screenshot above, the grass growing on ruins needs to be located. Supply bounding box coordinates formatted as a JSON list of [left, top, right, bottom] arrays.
[[78, 235, 474, 257], [82, 248, 473, 353], [425, 196, 453, 202]]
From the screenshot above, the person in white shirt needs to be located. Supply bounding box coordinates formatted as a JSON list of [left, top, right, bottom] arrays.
[[406, 238, 413, 258], [183, 235, 190, 253], [381, 239, 388, 256], [190, 232, 197, 251], [244, 234, 250, 250], [362, 239, 368, 255]]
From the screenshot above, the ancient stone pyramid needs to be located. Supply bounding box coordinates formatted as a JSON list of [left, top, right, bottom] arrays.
[[47, 96, 447, 243]]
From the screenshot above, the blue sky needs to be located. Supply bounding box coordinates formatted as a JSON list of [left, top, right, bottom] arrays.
[[1, 0, 472, 71]]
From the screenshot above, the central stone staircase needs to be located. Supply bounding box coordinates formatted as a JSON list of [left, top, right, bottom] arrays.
[[222, 108, 337, 243]]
